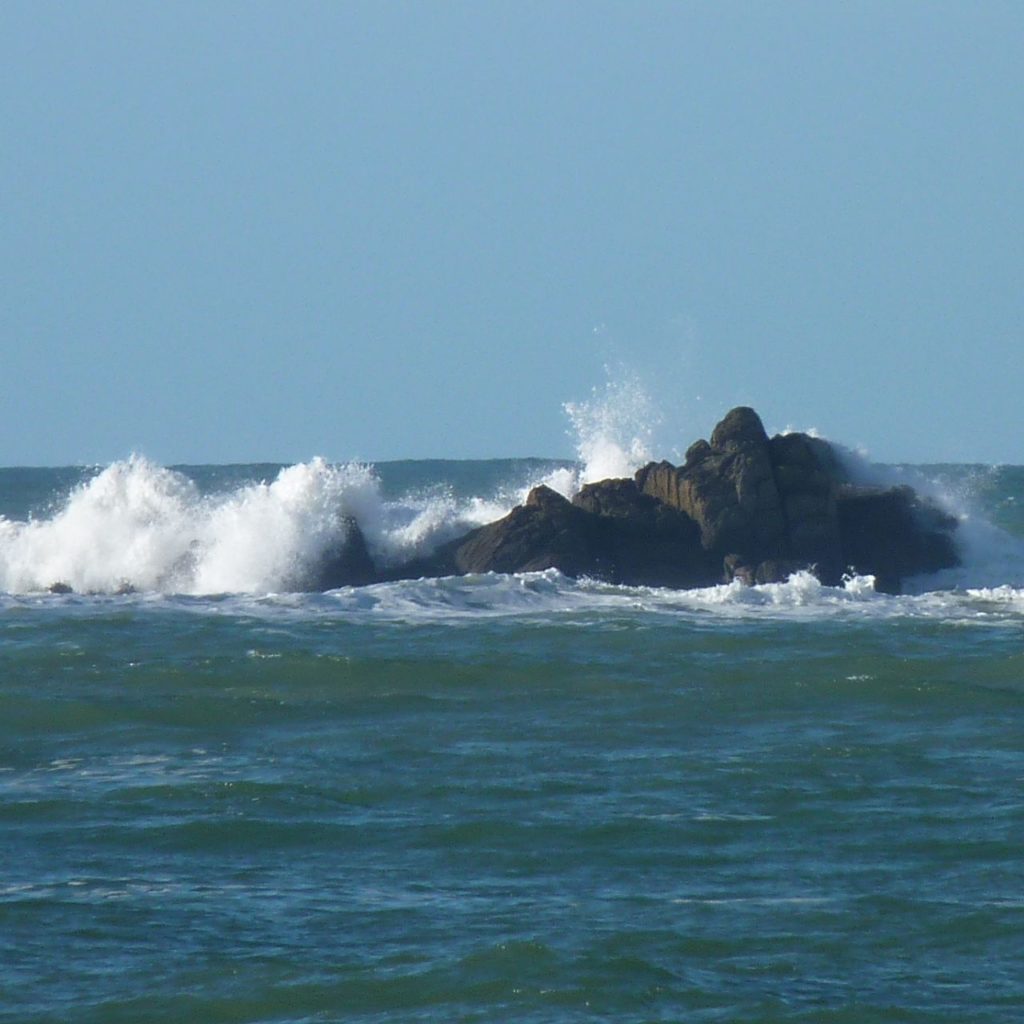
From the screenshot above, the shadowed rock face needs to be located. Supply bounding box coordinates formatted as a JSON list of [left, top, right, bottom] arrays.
[[402, 482, 719, 589], [837, 484, 959, 593], [768, 432, 844, 577], [330, 406, 962, 594], [444, 485, 594, 577]]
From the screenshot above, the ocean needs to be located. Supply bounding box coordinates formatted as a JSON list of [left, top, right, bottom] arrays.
[[2, 452, 1023, 1023]]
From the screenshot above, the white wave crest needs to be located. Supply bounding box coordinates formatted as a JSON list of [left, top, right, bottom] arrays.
[[0, 456, 501, 596]]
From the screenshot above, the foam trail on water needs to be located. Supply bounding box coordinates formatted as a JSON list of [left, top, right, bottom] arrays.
[[306, 568, 1023, 627]]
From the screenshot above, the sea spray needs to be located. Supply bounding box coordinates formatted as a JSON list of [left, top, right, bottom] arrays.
[[530, 370, 662, 499], [2, 398, 1023, 597], [566, 371, 660, 485], [0, 371, 679, 596], [0, 457, 522, 595], [191, 459, 382, 593], [0, 456, 199, 594]]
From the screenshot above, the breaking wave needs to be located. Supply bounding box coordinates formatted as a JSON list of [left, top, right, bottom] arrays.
[[1, 377, 1023, 604], [0, 456, 503, 596]]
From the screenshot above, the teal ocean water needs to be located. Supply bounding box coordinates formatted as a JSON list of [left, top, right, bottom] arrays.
[[2, 458, 1023, 1023]]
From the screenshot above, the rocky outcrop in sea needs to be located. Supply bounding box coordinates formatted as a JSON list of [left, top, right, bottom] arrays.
[[327, 407, 960, 594]]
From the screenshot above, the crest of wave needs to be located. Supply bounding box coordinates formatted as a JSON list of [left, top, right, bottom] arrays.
[[0, 456, 387, 595], [541, 371, 660, 499], [193, 458, 383, 593], [0, 455, 516, 595], [0, 456, 199, 594]]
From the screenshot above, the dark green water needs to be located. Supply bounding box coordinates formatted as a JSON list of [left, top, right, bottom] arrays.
[[2, 462, 1023, 1022]]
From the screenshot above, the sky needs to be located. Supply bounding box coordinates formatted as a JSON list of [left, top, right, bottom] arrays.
[[2, 1, 1022, 466]]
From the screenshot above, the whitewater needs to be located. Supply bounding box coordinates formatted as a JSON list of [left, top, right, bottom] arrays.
[[1, 377, 1024, 624]]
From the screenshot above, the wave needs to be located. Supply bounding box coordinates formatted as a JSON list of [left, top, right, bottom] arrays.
[[0, 371, 666, 597], [2, 447, 1023, 614], [820, 445, 1024, 592], [307, 568, 1024, 626], [0, 455, 518, 596], [2, 376, 1024, 599], [9, 569, 1024, 630]]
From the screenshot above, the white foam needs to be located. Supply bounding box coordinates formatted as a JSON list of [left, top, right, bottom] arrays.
[[0, 457, 378, 595], [191, 458, 381, 593], [0, 456, 200, 594], [2, 383, 1022, 605], [6, 555, 1023, 627], [229, 568, 1024, 627], [0, 456, 538, 596]]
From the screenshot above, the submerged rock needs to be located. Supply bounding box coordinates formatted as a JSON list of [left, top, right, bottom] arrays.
[[309, 515, 378, 590]]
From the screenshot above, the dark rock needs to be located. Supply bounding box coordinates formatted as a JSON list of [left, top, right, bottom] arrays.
[[768, 432, 844, 583], [636, 408, 786, 560], [408, 482, 718, 589], [311, 515, 378, 589], [633, 407, 960, 592], [573, 478, 674, 525], [48, 582, 73, 594], [445, 485, 594, 577], [341, 405, 962, 595], [722, 553, 755, 585], [684, 438, 711, 466], [634, 460, 687, 512], [754, 559, 812, 585], [723, 555, 808, 586], [837, 485, 959, 593], [572, 479, 716, 588], [710, 406, 769, 450], [525, 483, 571, 514]]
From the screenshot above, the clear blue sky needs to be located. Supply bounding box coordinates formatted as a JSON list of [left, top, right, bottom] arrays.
[[2, 1, 1022, 465]]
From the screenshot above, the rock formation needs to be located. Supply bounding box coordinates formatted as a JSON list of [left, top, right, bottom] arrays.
[[836, 484, 959, 593], [389, 481, 718, 589], [325, 407, 961, 594]]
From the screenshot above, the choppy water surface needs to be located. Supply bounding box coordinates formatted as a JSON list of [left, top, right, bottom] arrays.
[[2, 459, 1024, 1022]]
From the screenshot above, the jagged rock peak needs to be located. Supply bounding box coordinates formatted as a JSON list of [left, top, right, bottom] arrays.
[[525, 484, 571, 511], [709, 406, 769, 451]]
